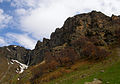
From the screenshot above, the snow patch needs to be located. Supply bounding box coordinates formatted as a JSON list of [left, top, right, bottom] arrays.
[[6, 48, 11, 52], [8, 62, 9, 65], [11, 59, 28, 73], [18, 78, 19, 80], [10, 61, 14, 64], [14, 46, 17, 48], [16, 68, 20, 73]]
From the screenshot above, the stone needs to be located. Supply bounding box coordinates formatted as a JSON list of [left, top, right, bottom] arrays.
[[84, 79, 102, 84]]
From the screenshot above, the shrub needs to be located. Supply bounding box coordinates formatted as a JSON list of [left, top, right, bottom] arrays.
[[71, 36, 109, 61], [81, 42, 109, 61], [59, 47, 78, 66]]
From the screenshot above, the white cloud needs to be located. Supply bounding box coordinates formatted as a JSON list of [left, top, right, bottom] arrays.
[[0, 0, 2, 3], [0, 9, 12, 29], [19, 4, 73, 39], [6, 33, 36, 49], [11, 0, 40, 8], [0, 0, 11, 3], [15, 8, 27, 15], [0, 37, 8, 46]]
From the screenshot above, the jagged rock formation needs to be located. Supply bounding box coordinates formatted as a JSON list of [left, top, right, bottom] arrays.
[[0, 10, 120, 66]]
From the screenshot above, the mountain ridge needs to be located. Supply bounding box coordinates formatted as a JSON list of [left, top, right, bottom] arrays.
[[0, 10, 120, 65]]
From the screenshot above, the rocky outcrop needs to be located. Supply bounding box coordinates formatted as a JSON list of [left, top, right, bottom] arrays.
[[0, 45, 31, 64], [84, 79, 102, 84], [0, 11, 120, 66]]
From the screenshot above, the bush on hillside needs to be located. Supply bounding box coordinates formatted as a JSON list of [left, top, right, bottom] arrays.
[[71, 36, 109, 61]]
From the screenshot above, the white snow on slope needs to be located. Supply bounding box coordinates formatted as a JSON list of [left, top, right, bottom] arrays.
[[6, 48, 11, 52], [11, 59, 28, 73], [10, 61, 14, 64], [14, 45, 17, 48], [18, 78, 20, 80], [8, 62, 9, 65]]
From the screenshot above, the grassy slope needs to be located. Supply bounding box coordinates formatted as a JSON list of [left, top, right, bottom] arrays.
[[12, 47, 120, 84], [43, 48, 120, 84]]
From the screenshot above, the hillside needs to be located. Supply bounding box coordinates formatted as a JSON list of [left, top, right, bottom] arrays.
[[44, 47, 120, 84], [0, 10, 120, 84]]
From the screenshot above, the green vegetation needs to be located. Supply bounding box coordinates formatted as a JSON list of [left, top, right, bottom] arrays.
[[74, 61, 120, 84]]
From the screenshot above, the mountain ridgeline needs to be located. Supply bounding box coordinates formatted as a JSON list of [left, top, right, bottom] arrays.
[[0, 10, 120, 66]]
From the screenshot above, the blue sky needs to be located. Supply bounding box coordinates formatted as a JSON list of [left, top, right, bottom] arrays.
[[0, 0, 120, 49]]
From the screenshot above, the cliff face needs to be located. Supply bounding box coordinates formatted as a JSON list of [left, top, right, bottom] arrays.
[[49, 11, 120, 47], [0, 11, 120, 66], [0, 45, 30, 64]]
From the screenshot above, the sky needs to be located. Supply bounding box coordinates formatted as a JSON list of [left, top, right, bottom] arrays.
[[0, 0, 120, 49]]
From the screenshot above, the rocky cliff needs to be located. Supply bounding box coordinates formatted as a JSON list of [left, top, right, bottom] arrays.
[[0, 11, 120, 66]]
